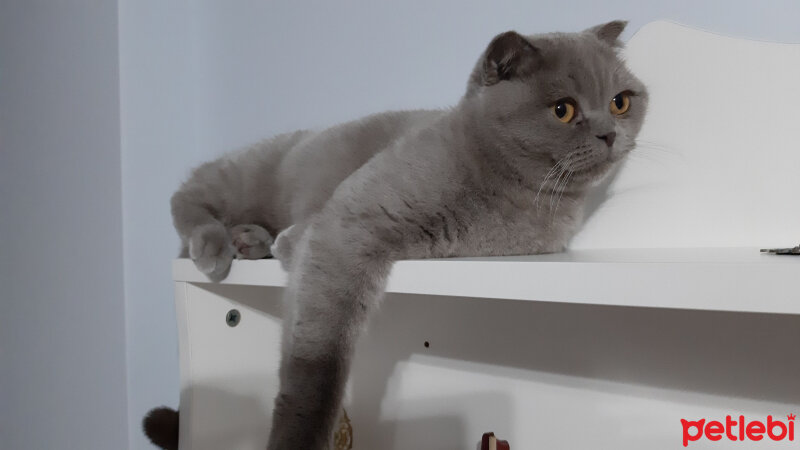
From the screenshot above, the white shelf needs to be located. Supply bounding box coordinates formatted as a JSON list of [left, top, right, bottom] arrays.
[[173, 247, 800, 315]]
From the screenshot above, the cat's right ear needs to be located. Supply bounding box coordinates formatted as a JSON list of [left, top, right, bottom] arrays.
[[480, 31, 540, 87]]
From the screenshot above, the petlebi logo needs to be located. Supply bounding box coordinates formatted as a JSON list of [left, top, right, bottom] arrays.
[[681, 414, 796, 447]]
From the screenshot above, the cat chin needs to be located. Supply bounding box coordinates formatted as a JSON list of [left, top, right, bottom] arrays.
[[570, 161, 610, 178], [567, 160, 619, 186]]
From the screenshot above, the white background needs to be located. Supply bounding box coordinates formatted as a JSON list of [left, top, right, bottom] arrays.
[[3, 1, 800, 448]]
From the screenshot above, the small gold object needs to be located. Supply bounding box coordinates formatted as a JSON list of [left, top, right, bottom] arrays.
[[332, 408, 353, 450]]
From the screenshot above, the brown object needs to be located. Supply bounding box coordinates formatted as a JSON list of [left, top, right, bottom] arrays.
[[142, 406, 179, 450], [481, 432, 510, 450], [332, 409, 353, 450]]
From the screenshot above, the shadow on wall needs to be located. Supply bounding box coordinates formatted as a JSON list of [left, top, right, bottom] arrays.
[[360, 292, 800, 404]]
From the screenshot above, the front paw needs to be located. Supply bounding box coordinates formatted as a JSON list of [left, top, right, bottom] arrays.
[[271, 224, 302, 271], [189, 224, 234, 281], [230, 224, 273, 260]]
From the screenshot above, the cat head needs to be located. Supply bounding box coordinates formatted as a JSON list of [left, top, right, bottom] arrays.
[[465, 21, 648, 187]]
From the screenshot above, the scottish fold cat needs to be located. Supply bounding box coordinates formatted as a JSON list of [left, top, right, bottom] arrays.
[[146, 20, 648, 450]]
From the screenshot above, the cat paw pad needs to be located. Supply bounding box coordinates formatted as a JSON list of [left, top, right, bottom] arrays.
[[231, 224, 273, 260]]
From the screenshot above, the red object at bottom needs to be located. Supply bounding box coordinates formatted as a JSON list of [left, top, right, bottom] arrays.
[[480, 432, 510, 450]]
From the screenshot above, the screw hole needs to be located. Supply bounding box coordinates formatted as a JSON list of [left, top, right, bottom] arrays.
[[424, 341, 430, 348], [226, 309, 241, 327]]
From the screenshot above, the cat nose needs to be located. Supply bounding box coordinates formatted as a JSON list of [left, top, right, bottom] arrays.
[[596, 132, 616, 147]]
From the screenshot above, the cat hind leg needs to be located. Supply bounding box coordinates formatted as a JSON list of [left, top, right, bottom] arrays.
[[189, 223, 235, 282], [230, 224, 274, 260]]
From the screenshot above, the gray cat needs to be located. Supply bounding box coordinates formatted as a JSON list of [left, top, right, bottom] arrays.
[[145, 20, 647, 450]]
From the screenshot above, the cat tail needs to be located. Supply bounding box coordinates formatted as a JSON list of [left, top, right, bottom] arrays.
[[142, 406, 179, 450]]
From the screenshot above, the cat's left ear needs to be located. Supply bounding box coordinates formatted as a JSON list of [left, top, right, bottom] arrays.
[[585, 20, 627, 47], [466, 31, 540, 96], [480, 31, 540, 86]]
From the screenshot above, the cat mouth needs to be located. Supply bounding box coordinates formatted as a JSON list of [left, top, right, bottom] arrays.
[[566, 158, 616, 181]]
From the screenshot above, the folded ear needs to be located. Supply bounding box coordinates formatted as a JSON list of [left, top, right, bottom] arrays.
[[585, 20, 627, 47], [479, 31, 540, 87]]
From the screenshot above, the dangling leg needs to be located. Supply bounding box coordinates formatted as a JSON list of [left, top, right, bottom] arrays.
[[267, 223, 392, 450]]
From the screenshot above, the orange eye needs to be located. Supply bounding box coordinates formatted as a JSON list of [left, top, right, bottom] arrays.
[[552, 100, 576, 123], [610, 92, 630, 115]]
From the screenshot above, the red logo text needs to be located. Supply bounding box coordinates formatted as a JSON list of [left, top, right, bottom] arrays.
[[681, 414, 795, 447]]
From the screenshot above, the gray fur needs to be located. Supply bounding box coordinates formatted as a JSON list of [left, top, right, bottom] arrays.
[[161, 21, 647, 450]]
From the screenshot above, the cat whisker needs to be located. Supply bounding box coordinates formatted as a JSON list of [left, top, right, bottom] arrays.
[[552, 170, 574, 221], [635, 140, 680, 155], [636, 146, 677, 156], [548, 162, 571, 211], [630, 143, 683, 166], [534, 156, 568, 210]]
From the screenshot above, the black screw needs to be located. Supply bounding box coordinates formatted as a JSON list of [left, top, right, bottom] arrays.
[[226, 309, 241, 327], [424, 341, 430, 348]]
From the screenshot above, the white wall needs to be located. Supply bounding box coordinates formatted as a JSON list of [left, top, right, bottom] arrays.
[[118, 2, 204, 449], [0, 1, 128, 448]]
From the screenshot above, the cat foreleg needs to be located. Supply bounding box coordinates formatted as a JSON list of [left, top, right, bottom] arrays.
[[270, 222, 309, 271], [267, 225, 391, 450]]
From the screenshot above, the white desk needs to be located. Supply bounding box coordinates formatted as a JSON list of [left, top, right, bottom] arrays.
[[173, 248, 799, 449]]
